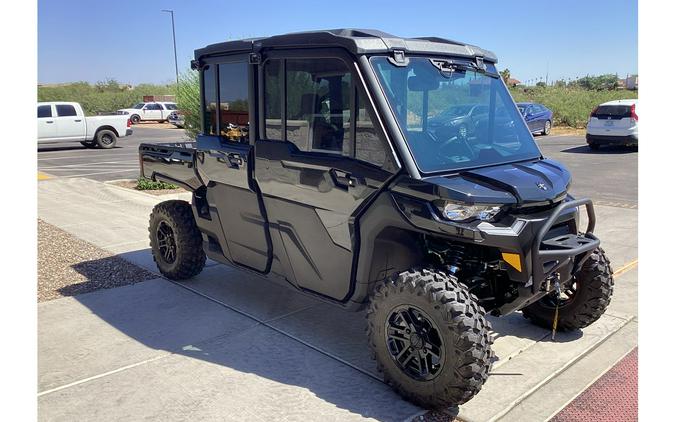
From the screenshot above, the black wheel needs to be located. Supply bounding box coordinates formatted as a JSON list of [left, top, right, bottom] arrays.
[[149, 200, 206, 280], [588, 142, 600, 150], [366, 269, 494, 409], [130, 114, 141, 124], [95, 129, 117, 149], [542, 120, 551, 135], [522, 248, 614, 331], [80, 141, 95, 148]]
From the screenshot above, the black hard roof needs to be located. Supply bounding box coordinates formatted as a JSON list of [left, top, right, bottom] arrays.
[[194, 28, 497, 63]]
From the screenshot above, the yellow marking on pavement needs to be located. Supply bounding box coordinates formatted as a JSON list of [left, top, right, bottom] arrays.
[[502, 252, 522, 272], [614, 259, 638, 277], [38, 171, 52, 180]]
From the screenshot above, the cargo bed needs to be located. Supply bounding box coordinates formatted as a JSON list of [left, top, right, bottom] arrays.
[[139, 142, 204, 191]]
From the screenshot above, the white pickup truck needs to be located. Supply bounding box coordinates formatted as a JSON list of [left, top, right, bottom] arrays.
[[38, 102, 132, 149], [116, 102, 177, 124]]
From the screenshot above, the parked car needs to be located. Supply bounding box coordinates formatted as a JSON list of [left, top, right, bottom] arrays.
[[428, 104, 488, 139], [138, 29, 613, 410], [116, 102, 178, 124], [38, 102, 132, 149], [517, 102, 553, 135], [168, 111, 185, 128], [586, 99, 638, 149]]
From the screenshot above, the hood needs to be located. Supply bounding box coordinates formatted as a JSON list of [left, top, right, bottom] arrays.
[[425, 159, 570, 205]]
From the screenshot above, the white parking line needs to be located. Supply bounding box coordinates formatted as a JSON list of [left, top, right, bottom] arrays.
[[39, 160, 139, 169], [61, 169, 140, 178], [38, 153, 138, 161]]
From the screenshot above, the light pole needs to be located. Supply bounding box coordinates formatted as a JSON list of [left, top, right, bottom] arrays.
[[161, 9, 179, 86]]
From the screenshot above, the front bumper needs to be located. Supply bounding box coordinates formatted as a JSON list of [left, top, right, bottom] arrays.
[[586, 133, 638, 146]]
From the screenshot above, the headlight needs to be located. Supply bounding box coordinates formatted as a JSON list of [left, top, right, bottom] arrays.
[[438, 201, 502, 222]]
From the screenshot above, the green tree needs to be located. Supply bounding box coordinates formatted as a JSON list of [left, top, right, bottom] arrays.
[[499, 68, 511, 83]]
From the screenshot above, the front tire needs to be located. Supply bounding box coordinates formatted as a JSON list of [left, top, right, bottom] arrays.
[[95, 129, 117, 149], [366, 269, 494, 409], [522, 248, 614, 331], [130, 114, 141, 124], [149, 200, 206, 280]]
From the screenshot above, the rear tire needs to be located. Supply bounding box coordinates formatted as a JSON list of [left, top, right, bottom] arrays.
[[149, 200, 206, 280], [366, 269, 494, 409], [95, 129, 117, 149], [543, 120, 551, 135], [522, 248, 614, 331]]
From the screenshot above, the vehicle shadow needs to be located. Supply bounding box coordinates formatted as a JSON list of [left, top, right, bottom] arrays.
[[38, 145, 124, 152], [55, 249, 586, 418], [562, 145, 638, 155]]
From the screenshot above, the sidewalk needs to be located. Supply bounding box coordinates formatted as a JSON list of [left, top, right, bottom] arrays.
[[38, 178, 638, 421]]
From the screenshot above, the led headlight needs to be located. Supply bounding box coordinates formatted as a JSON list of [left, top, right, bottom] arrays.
[[439, 202, 502, 222]]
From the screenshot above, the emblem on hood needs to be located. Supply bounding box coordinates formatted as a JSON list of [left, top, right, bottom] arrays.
[[536, 182, 548, 191]]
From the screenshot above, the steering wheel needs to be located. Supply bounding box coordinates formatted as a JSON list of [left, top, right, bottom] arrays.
[[430, 126, 476, 160]]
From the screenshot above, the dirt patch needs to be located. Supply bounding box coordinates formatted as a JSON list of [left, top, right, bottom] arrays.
[[38, 219, 156, 302], [111, 179, 187, 196], [549, 126, 586, 137]]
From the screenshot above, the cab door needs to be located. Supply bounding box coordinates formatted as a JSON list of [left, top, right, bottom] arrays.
[[54, 104, 86, 140], [254, 53, 399, 301], [38, 104, 57, 142], [143, 103, 163, 120], [196, 59, 271, 273]]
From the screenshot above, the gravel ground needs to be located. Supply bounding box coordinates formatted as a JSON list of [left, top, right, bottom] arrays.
[[38, 219, 156, 302]]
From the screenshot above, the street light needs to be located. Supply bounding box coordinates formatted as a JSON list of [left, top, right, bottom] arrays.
[[161, 9, 179, 86]]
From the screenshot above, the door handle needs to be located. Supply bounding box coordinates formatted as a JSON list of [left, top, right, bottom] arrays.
[[74, 119, 82, 122], [46, 121, 54, 124], [330, 169, 355, 189]]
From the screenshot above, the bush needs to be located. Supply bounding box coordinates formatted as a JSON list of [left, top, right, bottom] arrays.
[[176, 70, 201, 140], [136, 177, 178, 190], [38, 79, 175, 116], [509, 86, 638, 128]]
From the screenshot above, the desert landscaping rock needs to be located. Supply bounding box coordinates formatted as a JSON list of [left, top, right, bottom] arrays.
[[38, 219, 156, 302]]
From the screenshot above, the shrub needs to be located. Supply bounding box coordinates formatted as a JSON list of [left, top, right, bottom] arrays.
[[509, 86, 638, 128], [136, 177, 178, 190]]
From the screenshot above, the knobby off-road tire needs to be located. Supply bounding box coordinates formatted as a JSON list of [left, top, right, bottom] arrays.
[[149, 200, 206, 280], [366, 269, 494, 409], [522, 247, 614, 331]]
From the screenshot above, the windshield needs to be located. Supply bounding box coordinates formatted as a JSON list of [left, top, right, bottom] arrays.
[[132, 103, 145, 109], [371, 57, 541, 173]]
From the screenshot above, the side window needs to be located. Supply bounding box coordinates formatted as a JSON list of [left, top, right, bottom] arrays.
[[38, 105, 52, 118], [355, 91, 396, 171], [218, 62, 249, 142], [202, 65, 217, 135], [56, 104, 77, 117], [165, 103, 177, 110], [264, 60, 282, 140], [285, 58, 351, 155], [147, 103, 162, 110]]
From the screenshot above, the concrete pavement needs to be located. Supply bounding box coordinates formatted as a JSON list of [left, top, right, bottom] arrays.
[[37, 177, 638, 421]]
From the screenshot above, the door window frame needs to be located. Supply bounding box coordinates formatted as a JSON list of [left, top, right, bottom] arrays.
[[200, 54, 255, 145], [257, 48, 400, 170]]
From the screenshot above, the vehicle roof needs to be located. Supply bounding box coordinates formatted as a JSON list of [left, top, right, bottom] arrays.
[[38, 101, 80, 106], [194, 28, 497, 63], [599, 99, 638, 106]]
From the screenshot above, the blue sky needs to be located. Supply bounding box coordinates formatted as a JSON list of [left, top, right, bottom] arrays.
[[38, 0, 637, 85]]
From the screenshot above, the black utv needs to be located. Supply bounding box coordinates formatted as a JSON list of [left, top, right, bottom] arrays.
[[140, 29, 614, 409]]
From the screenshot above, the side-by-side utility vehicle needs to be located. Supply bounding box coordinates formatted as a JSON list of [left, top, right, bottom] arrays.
[[140, 29, 614, 409]]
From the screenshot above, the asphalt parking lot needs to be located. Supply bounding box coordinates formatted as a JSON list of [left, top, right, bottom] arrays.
[[37, 126, 188, 181], [38, 129, 638, 206]]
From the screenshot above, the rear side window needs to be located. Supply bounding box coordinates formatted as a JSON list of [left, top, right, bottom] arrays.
[[56, 104, 77, 117], [165, 103, 177, 110], [38, 105, 52, 118], [218, 61, 249, 142], [593, 105, 631, 119], [202, 65, 217, 135]]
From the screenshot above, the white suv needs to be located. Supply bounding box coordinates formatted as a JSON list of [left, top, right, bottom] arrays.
[[586, 99, 638, 149], [117, 102, 178, 124]]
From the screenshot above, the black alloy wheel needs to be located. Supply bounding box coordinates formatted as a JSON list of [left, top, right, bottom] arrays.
[[385, 305, 444, 381], [156, 220, 177, 264]]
